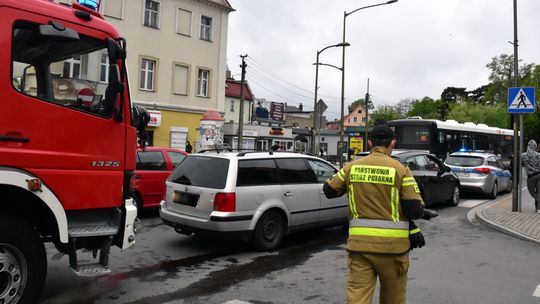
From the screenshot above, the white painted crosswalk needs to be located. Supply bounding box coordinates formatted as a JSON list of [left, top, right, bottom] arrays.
[[533, 285, 540, 298]]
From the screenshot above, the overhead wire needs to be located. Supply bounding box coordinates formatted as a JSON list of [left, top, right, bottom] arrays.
[[243, 55, 397, 118]]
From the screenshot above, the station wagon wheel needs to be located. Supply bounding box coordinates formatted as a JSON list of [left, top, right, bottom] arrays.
[[489, 182, 498, 199], [447, 185, 460, 207], [252, 211, 285, 251]]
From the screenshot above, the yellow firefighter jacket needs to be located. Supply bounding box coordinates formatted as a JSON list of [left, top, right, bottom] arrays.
[[327, 146, 424, 254]]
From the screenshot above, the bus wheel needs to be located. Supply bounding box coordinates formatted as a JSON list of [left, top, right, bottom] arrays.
[[0, 215, 47, 304]]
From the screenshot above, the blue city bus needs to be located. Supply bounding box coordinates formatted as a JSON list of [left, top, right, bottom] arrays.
[[388, 118, 514, 162]]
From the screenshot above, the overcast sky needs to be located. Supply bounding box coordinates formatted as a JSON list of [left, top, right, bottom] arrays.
[[225, 0, 540, 120]]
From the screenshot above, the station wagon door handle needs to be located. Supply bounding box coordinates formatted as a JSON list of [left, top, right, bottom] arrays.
[[284, 191, 293, 197]]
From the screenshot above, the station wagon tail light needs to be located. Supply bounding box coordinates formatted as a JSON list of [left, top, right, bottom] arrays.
[[474, 168, 491, 175], [214, 192, 236, 212]]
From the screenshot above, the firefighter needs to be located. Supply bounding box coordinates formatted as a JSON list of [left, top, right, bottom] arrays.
[[323, 124, 436, 304]]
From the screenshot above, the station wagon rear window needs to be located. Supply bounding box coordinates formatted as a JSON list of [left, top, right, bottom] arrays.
[[169, 156, 229, 189], [445, 156, 484, 167]]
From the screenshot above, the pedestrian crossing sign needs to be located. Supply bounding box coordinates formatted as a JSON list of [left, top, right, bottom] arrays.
[[508, 87, 535, 113]]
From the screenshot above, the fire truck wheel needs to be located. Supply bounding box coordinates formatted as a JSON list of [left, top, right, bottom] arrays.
[[0, 215, 47, 304], [132, 194, 143, 215]]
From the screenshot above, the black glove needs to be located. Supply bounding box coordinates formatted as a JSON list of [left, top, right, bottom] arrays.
[[409, 221, 425, 250], [421, 208, 439, 220]]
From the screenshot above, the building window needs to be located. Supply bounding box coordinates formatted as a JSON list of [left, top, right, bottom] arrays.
[[176, 8, 192, 36], [200, 15, 212, 41], [197, 68, 210, 97], [230, 100, 235, 112], [103, 0, 124, 19], [144, 0, 160, 28], [140, 58, 156, 91], [353, 117, 358, 123], [63, 55, 81, 79], [99, 53, 109, 83], [173, 63, 189, 95], [362, 117, 366, 123]]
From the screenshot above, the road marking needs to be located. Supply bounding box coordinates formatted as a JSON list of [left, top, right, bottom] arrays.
[[533, 285, 540, 298], [459, 199, 489, 208], [222, 301, 253, 304]]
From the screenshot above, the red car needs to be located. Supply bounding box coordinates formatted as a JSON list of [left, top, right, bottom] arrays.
[[133, 147, 187, 211]]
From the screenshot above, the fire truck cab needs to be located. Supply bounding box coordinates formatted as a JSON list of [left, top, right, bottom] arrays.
[[0, 1, 147, 303]]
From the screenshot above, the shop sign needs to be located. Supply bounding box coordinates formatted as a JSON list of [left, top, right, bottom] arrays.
[[148, 110, 162, 127], [243, 130, 258, 137]]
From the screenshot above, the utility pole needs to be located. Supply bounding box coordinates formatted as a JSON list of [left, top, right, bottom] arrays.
[[365, 78, 370, 152], [237, 55, 247, 150], [511, 0, 520, 212]]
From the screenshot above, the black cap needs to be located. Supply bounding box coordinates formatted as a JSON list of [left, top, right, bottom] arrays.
[[370, 125, 394, 140]]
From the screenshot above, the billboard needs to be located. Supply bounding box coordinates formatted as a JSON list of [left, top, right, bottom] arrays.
[[254, 99, 285, 123]]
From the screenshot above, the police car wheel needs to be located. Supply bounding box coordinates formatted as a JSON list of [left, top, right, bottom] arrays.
[[447, 185, 460, 207], [506, 179, 513, 193], [252, 211, 285, 251], [489, 182, 498, 199]]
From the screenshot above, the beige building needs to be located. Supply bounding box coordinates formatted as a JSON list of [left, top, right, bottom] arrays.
[[58, 0, 234, 150], [345, 105, 370, 127]]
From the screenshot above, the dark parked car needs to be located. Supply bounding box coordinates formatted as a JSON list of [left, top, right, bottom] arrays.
[[354, 150, 460, 206], [133, 147, 187, 211]]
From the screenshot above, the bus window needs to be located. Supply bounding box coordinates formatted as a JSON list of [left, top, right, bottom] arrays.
[[438, 132, 445, 144], [399, 126, 430, 146]]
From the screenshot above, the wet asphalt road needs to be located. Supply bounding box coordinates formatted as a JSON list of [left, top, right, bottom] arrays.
[[39, 193, 540, 304]]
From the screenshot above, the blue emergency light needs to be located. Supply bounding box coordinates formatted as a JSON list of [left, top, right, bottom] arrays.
[[77, 0, 99, 10]]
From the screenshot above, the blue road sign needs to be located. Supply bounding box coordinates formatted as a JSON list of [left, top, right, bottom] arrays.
[[508, 87, 535, 113]]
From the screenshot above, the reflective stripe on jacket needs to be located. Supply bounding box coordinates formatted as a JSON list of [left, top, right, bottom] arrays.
[[327, 146, 424, 254]]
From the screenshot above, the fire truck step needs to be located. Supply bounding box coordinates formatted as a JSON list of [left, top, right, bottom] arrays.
[[70, 263, 111, 277], [68, 224, 119, 237]]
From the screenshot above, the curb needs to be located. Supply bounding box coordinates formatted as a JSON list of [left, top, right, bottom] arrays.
[[471, 193, 540, 245]]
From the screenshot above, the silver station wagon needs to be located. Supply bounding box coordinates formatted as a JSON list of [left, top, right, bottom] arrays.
[[159, 151, 348, 251]]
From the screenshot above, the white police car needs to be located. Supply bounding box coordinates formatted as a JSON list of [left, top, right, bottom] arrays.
[[444, 151, 512, 199]]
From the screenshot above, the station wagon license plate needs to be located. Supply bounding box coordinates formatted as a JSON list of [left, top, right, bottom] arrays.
[[173, 191, 199, 207], [458, 172, 469, 177]]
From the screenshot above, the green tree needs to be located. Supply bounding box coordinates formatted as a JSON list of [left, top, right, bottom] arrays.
[[447, 103, 509, 129], [348, 98, 373, 114], [369, 105, 403, 124], [395, 98, 414, 117], [407, 97, 441, 119], [484, 54, 535, 105], [439, 87, 467, 119]]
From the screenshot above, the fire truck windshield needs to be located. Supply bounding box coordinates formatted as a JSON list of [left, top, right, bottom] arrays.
[[12, 20, 115, 118]]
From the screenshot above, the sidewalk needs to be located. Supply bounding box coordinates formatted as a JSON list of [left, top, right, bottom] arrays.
[[475, 188, 540, 245]]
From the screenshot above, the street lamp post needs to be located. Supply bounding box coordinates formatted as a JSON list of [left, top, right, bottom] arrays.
[[312, 42, 350, 156], [339, 0, 398, 168]]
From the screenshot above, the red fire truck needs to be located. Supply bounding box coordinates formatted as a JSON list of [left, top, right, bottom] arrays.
[[0, 1, 149, 303]]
